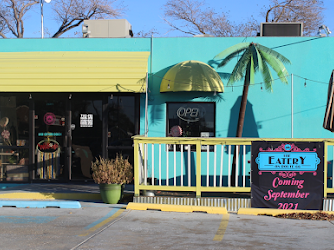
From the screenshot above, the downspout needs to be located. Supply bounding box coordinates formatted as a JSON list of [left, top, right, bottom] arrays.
[[291, 73, 294, 138], [145, 35, 153, 137], [145, 72, 148, 137]]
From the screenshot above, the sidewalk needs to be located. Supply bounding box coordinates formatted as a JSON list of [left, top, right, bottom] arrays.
[[0, 183, 134, 208]]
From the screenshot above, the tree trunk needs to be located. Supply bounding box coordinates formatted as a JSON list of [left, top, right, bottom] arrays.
[[231, 80, 249, 186]]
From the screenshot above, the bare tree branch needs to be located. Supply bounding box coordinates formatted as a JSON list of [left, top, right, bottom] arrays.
[[0, 0, 38, 38], [50, 0, 125, 38], [163, 0, 258, 37], [135, 28, 159, 38], [162, 17, 197, 36], [263, 0, 324, 36]]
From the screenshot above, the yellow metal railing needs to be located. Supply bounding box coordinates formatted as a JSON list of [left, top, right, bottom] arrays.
[[325, 141, 334, 195], [133, 136, 334, 198]]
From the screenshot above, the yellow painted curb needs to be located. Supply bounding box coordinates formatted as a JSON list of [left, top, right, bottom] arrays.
[[0, 192, 101, 201], [126, 202, 227, 214], [238, 208, 334, 216]]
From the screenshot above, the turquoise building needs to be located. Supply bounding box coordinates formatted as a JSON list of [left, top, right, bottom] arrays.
[[0, 36, 332, 183]]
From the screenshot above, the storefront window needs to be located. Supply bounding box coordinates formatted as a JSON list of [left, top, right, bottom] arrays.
[[167, 102, 215, 138], [108, 96, 135, 147], [0, 95, 30, 181], [107, 96, 137, 168], [0, 95, 29, 146]]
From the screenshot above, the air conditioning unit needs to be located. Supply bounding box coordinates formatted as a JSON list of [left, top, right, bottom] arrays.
[[82, 19, 133, 38], [260, 22, 303, 37]]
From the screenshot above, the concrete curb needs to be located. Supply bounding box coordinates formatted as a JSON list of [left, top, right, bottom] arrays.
[[0, 192, 101, 201], [238, 208, 334, 216], [126, 202, 228, 214]]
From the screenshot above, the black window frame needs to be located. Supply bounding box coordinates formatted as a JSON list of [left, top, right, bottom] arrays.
[[166, 102, 216, 151]]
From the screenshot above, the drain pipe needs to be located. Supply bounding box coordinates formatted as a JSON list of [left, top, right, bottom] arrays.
[[145, 35, 153, 137], [291, 73, 294, 138], [145, 72, 148, 137]]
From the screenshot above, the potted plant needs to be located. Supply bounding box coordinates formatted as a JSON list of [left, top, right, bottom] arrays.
[[91, 154, 133, 204]]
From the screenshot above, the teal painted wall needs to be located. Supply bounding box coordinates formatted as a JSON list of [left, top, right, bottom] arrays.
[[0, 38, 150, 52], [1, 37, 333, 184], [0, 37, 331, 139], [144, 37, 334, 140]]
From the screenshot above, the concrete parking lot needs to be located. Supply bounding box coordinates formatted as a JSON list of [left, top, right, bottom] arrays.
[[0, 201, 333, 250]]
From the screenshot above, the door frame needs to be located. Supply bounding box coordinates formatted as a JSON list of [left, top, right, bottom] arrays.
[[28, 93, 139, 182]]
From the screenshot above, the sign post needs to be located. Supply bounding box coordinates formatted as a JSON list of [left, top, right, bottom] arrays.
[[251, 141, 324, 210]]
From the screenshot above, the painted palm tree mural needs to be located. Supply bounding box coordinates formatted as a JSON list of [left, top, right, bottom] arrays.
[[214, 42, 291, 185]]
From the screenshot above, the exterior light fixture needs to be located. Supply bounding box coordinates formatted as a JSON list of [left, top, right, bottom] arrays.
[[41, 0, 52, 38], [317, 25, 331, 37]]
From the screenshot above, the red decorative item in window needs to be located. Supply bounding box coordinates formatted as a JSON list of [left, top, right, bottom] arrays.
[[1, 130, 10, 140], [169, 125, 183, 137]]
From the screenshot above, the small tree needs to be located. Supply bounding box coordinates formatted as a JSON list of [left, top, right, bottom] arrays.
[[214, 43, 291, 185]]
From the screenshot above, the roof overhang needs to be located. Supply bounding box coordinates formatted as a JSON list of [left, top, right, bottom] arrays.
[[0, 51, 150, 92]]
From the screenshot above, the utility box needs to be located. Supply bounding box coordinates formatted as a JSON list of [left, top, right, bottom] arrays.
[[82, 19, 133, 38], [260, 22, 303, 36]]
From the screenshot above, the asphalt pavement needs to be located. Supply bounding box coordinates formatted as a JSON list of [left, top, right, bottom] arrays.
[[0, 202, 333, 250], [0, 183, 333, 249]]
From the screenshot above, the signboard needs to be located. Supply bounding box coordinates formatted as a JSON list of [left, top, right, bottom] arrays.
[[251, 141, 324, 210], [36, 138, 61, 179], [37, 139, 60, 153], [176, 104, 206, 123], [80, 114, 93, 127], [38, 132, 62, 137], [44, 112, 56, 125]]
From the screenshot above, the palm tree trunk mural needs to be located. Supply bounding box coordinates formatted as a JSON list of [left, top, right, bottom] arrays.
[[215, 42, 291, 186]]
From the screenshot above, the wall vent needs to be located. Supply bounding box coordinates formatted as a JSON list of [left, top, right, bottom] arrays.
[[260, 22, 303, 37]]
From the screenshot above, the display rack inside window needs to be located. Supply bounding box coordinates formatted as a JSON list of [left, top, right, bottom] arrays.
[[0, 147, 29, 181], [166, 102, 215, 152], [0, 116, 29, 181], [0, 95, 30, 181]]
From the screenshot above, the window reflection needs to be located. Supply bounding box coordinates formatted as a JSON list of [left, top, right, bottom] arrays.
[[0, 95, 29, 181], [108, 96, 135, 147], [167, 102, 215, 137]]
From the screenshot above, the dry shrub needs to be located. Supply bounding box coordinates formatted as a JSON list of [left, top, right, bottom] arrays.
[[91, 154, 133, 184]]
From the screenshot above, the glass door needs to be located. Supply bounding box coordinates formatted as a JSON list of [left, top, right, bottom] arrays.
[[34, 98, 66, 180], [71, 96, 102, 180], [108, 95, 137, 167]]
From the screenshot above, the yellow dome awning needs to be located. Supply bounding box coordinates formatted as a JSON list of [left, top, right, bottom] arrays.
[[160, 60, 224, 93]]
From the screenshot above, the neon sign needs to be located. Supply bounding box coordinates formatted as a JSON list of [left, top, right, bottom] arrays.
[[44, 112, 56, 125], [38, 132, 62, 137], [37, 139, 60, 153], [176, 105, 205, 123]]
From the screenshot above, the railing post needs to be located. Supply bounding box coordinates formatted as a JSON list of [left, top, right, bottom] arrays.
[[134, 139, 140, 197], [324, 141, 328, 198], [196, 140, 201, 198]]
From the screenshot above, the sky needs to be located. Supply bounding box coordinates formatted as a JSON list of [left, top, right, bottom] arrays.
[[18, 0, 334, 38]]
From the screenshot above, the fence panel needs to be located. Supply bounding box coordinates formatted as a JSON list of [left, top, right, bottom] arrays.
[[134, 137, 253, 197], [134, 137, 334, 198]]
